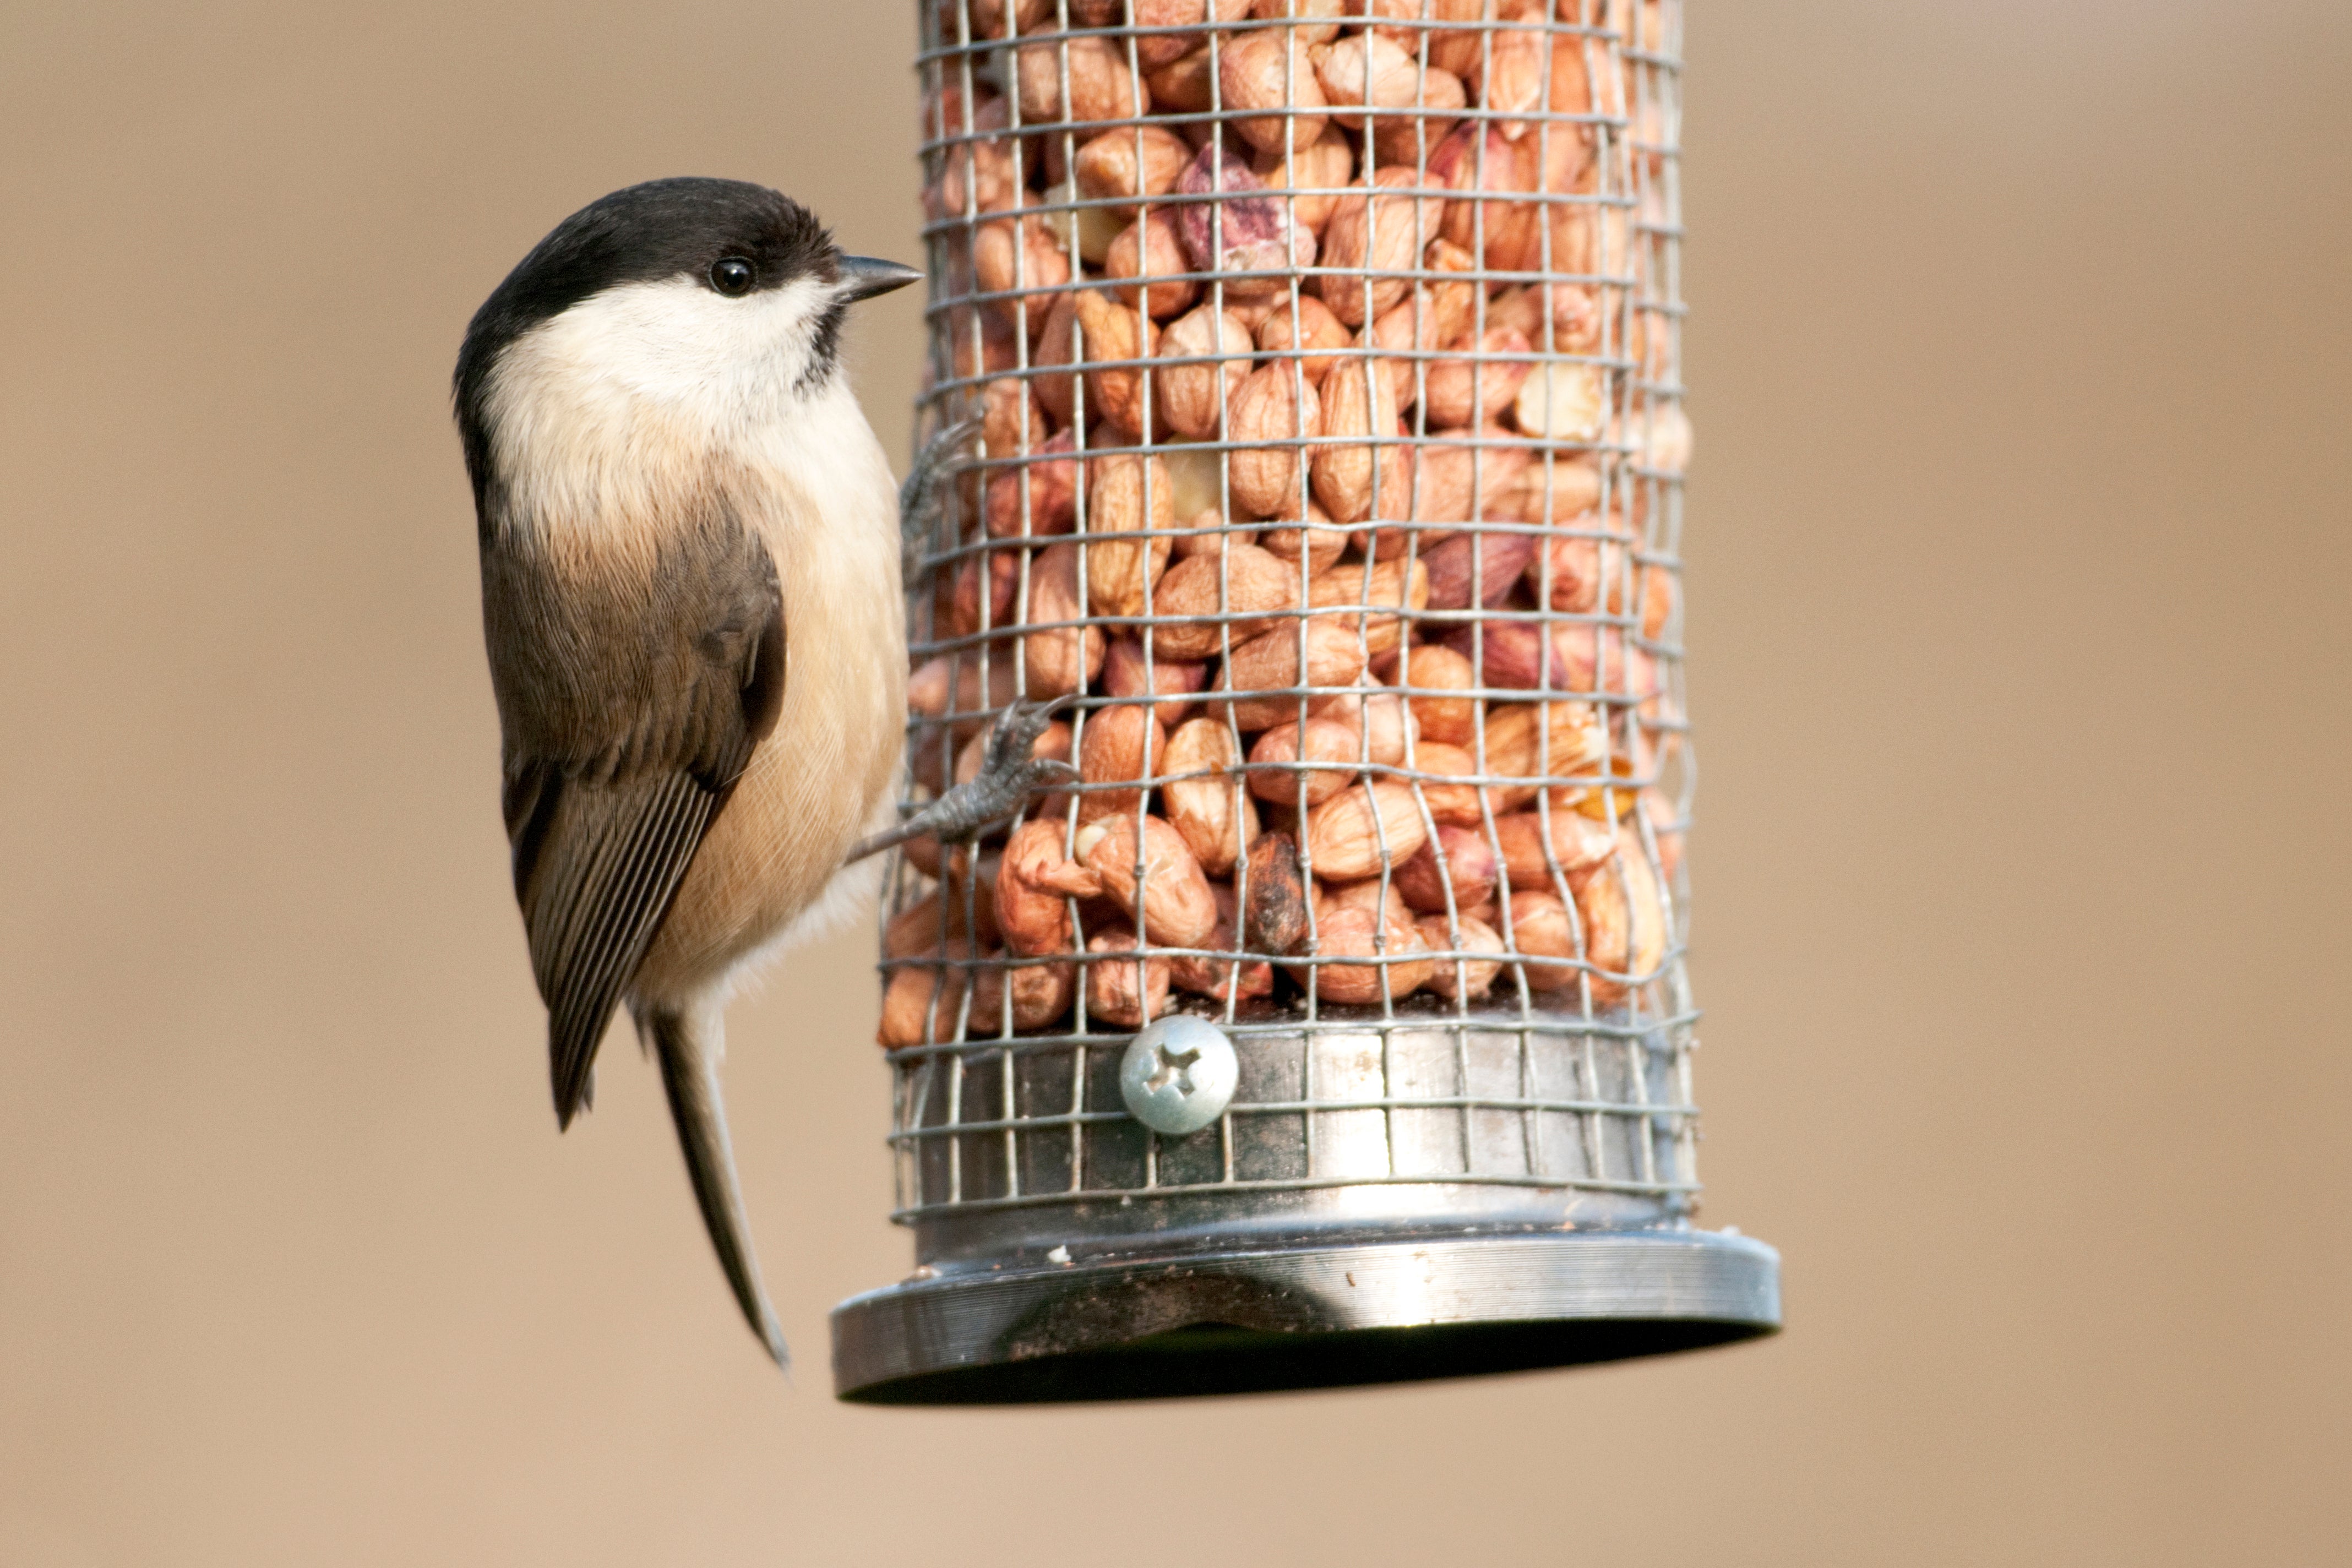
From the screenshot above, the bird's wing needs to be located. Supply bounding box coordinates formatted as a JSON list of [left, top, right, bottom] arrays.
[[482, 504, 786, 1125]]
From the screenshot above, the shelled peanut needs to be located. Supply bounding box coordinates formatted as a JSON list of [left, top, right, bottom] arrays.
[[883, 0, 1687, 1046]]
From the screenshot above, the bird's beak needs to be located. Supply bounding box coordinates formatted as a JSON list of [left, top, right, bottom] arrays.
[[835, 255, 923, 303]]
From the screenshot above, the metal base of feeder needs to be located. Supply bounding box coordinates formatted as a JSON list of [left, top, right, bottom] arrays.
[[831, 1227, 1778, 1404]]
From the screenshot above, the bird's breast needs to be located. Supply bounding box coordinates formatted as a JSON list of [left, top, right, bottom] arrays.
[[632, 383, 908, 999]]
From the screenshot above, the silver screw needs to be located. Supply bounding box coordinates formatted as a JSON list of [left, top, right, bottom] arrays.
[[1118, 1016, 1239, 1136]]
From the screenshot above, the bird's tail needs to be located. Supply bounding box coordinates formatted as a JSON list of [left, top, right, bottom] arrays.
[[639, 1002, 789, 1369]]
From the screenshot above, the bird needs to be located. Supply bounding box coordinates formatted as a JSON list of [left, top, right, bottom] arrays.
[[452, 178, 1066, 1366]]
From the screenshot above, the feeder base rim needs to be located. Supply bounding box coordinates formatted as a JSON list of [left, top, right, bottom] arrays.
[[829, 1226, 1779, 1404]]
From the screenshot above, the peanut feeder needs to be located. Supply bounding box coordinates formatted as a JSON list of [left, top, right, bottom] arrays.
[[833, 0, 1779, 1404]]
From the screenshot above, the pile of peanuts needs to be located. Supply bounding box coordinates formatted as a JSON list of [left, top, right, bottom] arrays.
[[881, 0, 1690, 1048]]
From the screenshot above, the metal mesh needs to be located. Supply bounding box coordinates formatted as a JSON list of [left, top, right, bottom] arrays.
[[884, 0, 1694, 1228]]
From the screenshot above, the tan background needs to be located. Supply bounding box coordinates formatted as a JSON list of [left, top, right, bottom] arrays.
[[4, 2, 2347, 1562]]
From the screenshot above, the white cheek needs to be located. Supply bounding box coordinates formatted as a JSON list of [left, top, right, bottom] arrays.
[[482, 275, 840, 541], [493, 275, 831, 434]]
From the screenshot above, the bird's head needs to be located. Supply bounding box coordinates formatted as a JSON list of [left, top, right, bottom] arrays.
[[455, 178, 919, 489]]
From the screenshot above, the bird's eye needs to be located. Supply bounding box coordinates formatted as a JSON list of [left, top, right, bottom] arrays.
[[710, 257, 756, 297]]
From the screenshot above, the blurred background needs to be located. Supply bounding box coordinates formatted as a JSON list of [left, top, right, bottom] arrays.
[[3, 2, 2346, 1562]]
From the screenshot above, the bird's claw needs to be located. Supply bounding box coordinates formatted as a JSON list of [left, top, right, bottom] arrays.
[[899, 415, 982, 556], [917, 696, 1074, 840], [976, 692, 1069, 774], [847, 696, 1075, 864]]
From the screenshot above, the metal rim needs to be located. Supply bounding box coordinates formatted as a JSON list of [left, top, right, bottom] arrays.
[[831, 1227, 1777, 1404]]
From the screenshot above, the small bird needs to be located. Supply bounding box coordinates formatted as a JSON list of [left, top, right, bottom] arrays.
[[453, 178, 1061, 1365]]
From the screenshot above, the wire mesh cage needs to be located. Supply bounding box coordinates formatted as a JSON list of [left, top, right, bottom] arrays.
[[830, 0, 1777, 1403]]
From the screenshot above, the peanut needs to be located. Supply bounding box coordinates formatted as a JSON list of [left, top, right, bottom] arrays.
[[1162, 443, 1223, 520], [1073, 124, 1194, 216], [1404, 429, 1534, 537], [1315, 34, 1424, 129], [1420, 525, 1537, 611], [1364, 281, 1478, 408], [1161, 717, 1255, 874], [1154, 304, 1254, 440], [1016, 36, 1145, 127], [885, 883, 1003, 960], [942, 301, 1018, 382], [1429, 123, 1541, 272], [1512, 361, 1609, 443], [1248, 0, 1342, 47], [1242, 830, 1313, 954], [1256, 496, 1348, 573], [1104, 209, 1200, 320], [1423, 326, 1536, 431], [984, 427, 1081, 539], [1075, 701, 1167, 822], [1085, 925, 1172, 1027], [979, 375, 1051, 467], [1311, 358, 1408, 524], [997, 820, 1106, 957], [924, 106, 1026, 220], [1476, 700, 1608, 802], [1469, 23, 1544, 140], [1501, 889, 1580, 993], [1389, 643, 1480, 743], [1481, 449, 1603, 524], [1302, 777, 1429, 880], [1031, 289, 1082, 426], [946, 546, 1019, 639], [1018, 542, 1107, 698], [1077, 813, 1220, 949], [1169, 928, 1276, 1004], [1247, 715, 1360, 808], [1343, 0, 1432, 48], [1288, 905, 1431, 1004], [972, 216, 1069, 334], [878, 949, 972, 1047], [1102, 635, 1208, 726], [1172, 509, 1257, 559], [1570, 827, 1667, 1004], [1493, 807, 1619, 889], [1442, 617, 1626, 696], [1406, 739, 1485, 826], [1317, 880, 1417, 957], [1309, 685, 1414, 766], [1314, 168, 1445, 326], [1071, 288, 1159, 439], [1528, 519, 1636, 617], [1218, 29, 1331, 154], [1146, 542, 1300, 660], [1254, 294, 1351, 386], [966, 955, 1079, 1035], [1368, 68, 1467, 168], [1174, 145, 1314, 302], [1425, 0, 1496, 79], [1304, 554, 1427, 657], [1418, 912, 1502, 1000], [1147, 33, 1218, 106], [965, 0, 1051, 41], [1251, 125, 1356, 237], [1080, 451, 1175, 617], [1211, 619, 1369, 731], [1393, 823, 1500, 914], [1224, 361, 1322, 519]]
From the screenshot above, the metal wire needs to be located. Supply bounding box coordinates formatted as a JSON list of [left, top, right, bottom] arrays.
[[884, 0, 1695, 1224]]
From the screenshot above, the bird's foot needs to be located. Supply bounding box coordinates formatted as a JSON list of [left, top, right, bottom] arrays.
[[899, 414, 982, 562], [850, 697, 1079, 864]]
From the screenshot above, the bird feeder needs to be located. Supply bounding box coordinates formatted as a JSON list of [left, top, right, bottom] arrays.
[[832, 0, 1778, 1403]]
